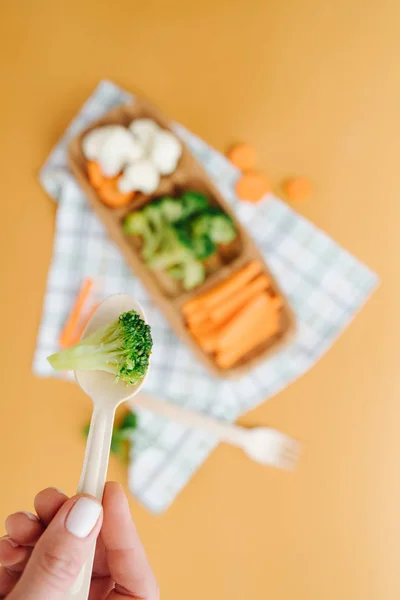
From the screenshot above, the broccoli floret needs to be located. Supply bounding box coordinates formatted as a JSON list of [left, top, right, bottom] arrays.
[[181, 259, 205, 290], [172, 221, 193, 250], [123, 212, 159, 261], [190, 213, 212, 238], [123, 211, 148, 236], [172, 221, 216, 259], [180, 191, 209, 219], [192, 234, 216, 259], [148, 228, 205, 289], [159, 197, 184, 222], [190, 209, 237, 244], [167, 265, 185, 279], [143, 204, 164, 239], [209, 213, 237, 244], [47, 310, 152, 386], [148, 228, 192, 270]]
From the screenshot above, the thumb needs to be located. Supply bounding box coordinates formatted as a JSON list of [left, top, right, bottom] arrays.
[[9, 494, 103, 600]]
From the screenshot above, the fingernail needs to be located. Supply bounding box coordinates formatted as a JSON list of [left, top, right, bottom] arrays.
[[20, 511, 39, 522], [1, 537, 19, 548], [65, 498, 102, 539], [52, 487, 66, 495]]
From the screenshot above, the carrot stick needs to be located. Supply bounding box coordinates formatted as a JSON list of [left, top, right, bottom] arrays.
[[216, 293, 274, 351], [68, 302, 100, 347], [271, 295, 283, 309], [59, 278, 94, 349], [209, 274, 270, 324], [187, 318, 224, 337], [182, 261, 262, 315], [191, 330, 221, 354], [194, 292, 281, 354], [215, 316, 280, 369], [185, 309, 209, 327]]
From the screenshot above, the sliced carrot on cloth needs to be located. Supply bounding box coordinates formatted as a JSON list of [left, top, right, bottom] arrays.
[[98, 180, 134, 208], [283, 176, 312, 202], [182, 261, 262, 315], [68, 302, 100, 347], [227, 143, 257, 171], [59, 278, 94, 349], [215, 314, 280, 369], [209, 274, 270, 324], [235, 171, 271, 203]]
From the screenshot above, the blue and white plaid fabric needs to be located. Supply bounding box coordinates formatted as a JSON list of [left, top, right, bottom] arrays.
[[33, 80, 378, 513]]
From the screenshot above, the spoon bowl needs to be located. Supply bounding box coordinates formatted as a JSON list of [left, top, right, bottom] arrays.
[[75, 293, 148, 406]]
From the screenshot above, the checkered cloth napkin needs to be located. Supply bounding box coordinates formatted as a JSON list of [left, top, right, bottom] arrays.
[[33, 80, 378, 513]]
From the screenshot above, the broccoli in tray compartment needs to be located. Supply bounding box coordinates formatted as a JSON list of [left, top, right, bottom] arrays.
[[123, 191, 238, 291]]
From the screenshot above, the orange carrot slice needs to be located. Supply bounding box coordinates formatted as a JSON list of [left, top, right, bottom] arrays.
[[59, 279, 94, 349], [227, 143, 257, 171], [283, 176, 312, 202], [68, 302, 100, 346], [97, 180, 134, 208], [209, 274, 270, 324], [235, 171, 271, 203], [182, 261, 262, 315], [87, 161, 106, 189]]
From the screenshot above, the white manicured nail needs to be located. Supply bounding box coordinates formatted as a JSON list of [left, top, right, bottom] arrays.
[[52, 487, 66, 495], [66, 498, 102, 538], [20, 511, 39, 521]]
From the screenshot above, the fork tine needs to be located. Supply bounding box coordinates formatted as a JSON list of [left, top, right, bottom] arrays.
[[278, 440, 301, 469]]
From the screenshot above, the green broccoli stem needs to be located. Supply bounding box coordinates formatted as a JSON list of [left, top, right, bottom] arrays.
[[47, 348, 118, 373], [48, 323, 126, 372]]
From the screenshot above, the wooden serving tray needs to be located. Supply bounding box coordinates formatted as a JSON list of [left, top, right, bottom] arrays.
[[68, 97, 296, 378]]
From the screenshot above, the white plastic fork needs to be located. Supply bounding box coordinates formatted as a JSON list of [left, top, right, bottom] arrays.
[[132, 393, 300, 470]]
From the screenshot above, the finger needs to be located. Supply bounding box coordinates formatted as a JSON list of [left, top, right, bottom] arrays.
[[0, 537, 30, 570], [9, 494, 102, 600], [5, 513, 43, 546], [101, 482, 159, 600], [89, 576, 114, 600], [93, 535, 110, 578], [34, 488, 68, 526], [0, 565, 20, 597]]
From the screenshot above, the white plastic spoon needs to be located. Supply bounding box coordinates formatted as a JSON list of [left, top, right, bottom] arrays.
[[68, 294, 149, 599]]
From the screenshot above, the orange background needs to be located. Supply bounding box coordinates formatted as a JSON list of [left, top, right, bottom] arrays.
[[0, 1, 398, 599]]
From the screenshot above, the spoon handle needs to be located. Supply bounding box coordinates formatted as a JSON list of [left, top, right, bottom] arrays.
[[67, 404, 115, 599], [77, 404, 116, 498]]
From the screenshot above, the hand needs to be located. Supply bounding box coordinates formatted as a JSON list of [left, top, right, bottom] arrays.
[[0, 483, 159, 599]]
